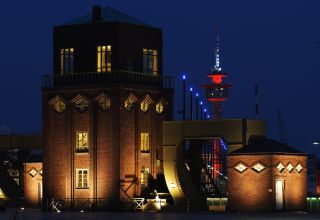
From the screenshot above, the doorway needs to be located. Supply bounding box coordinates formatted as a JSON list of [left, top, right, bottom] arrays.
[[275, 179, 284, 210]]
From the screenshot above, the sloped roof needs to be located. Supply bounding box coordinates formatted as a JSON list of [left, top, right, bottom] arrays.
[[229, 138, 305, 155], [62, 7, 154, 28]]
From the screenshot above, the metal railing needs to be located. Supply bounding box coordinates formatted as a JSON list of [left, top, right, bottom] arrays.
[[42, 70, 174, 89]]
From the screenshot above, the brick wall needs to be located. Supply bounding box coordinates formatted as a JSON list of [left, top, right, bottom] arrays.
[[24, 162, 43, 208], [43, 87, 172, 203], [228, 154, 307, 212]]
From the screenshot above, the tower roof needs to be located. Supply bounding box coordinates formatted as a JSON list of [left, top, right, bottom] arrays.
[[229, 138, 305, 155], [62, 6, 155, 28]]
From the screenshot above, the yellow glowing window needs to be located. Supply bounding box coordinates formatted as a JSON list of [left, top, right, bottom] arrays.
[[141, 132, 150, 152], [252, 162, 266, 173], [296, 163, 303, 173], [143, 48, 158, 75], [76, 169, 89, 188], [140, 101, 149, 112], [234, 162, 247, 173], [140, 95, 153, 112], [97, 45, 112, 72], [76, 132, 88, 153], [0, 188, 7, 199], [53, 100, 66, 113], [140, 167, 150, 188], [60, 48, 74, 74]]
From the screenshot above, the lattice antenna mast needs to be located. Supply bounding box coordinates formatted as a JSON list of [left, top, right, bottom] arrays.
[[213, 25, 222, 73]]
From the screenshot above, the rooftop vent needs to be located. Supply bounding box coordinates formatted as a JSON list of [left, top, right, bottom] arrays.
[[92, 5, 102, 23]]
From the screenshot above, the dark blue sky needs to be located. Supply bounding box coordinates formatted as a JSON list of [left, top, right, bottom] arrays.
[[0, 1, 320, 155]]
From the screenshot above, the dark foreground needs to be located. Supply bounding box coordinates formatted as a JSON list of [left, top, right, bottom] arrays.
[[1, 209, 320, 220]]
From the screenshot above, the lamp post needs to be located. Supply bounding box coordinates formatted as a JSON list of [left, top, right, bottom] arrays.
[[182, 74, 186, 121], [195, 93, 199, 120], [189, 87, 193, 120], [200, 101, 203, 120]]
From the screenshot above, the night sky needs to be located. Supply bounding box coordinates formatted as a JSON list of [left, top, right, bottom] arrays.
[[0, 1, 320, 156]]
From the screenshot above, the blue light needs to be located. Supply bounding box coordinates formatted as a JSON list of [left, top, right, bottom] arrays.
[[196, 93, 199, 97], [182, 74, 186, 80], [207, 115, 210, 119], [200, 101, 203, 105], [189, 87, 193, 92], [204, 108, 207, 112]]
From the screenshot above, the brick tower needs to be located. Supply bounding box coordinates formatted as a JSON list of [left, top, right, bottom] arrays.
[[42, 6, 173, 206]]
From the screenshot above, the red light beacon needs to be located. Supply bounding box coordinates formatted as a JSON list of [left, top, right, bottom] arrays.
[[203, 26, 232, 120]]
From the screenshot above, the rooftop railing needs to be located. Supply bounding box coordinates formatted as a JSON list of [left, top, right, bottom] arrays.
[[42, 70, 174, 89]]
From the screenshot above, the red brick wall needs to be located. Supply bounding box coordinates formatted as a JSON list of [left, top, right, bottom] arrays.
[[24, 162, 43, 208], [228, 154, 307, 212], [43, 87, 172, 202]]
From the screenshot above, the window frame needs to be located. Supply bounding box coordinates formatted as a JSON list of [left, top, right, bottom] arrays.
[[143, 48, 158, 75], [97, 45, 112, 73], [60, 48, 74, 74], [140, 132, 150, 153], [75, 132, 89, 153], [76, 169, 89, 189]]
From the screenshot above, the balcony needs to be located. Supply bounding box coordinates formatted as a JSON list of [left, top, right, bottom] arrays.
[[42, 70, 174, 90]]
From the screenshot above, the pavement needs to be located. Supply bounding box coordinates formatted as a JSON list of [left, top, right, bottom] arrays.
[[1, 209, 320, 220]]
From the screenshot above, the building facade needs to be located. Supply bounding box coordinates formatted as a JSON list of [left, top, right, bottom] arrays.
[[42, 6, 173, 205]]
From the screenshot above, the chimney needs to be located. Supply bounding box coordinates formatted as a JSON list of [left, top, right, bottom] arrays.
[[92, 5, 102, 23]]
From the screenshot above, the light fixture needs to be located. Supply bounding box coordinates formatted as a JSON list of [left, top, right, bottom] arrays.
[[296, 163, 303, 173], [277, 163, 285, 172], [313, 141, 320, 145], [252, 162, 265, 172], [234, 162, 247, 173], [196, 93, 199, 97], [182, 74, 186, 80], [189, 87, 193, 92], [286, 163, 294, 172]]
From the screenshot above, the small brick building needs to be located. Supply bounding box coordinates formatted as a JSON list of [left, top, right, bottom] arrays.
[[228, 138, 307, 212]]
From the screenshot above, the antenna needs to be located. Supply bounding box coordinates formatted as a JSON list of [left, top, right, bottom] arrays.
[[213, 25, 222, 73], [277, 110, 288, 144]]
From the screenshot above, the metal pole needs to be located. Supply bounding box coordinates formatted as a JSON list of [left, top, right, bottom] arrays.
[[189, 87, 193, 120], [182, 75, 186, 121], [196, 93, 199, 120], [200, 102, 203, 120]]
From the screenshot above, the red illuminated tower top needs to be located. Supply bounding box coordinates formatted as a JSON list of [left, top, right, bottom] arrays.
[[203, 26, 232, 120]]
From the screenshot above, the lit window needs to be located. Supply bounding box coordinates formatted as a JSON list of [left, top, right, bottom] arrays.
[[296, 163, 303, 173], [140, 167, 150, 188], [76, 169, 89, 188], [234, 162, 247, 173], [0, 188, 7, 199], [286, 163, 294, 172], [76, 132, 88, 153], [143, 49, 158, 75], [60, 48, 74, 74], [156, 98, 168, 114], [124, 94, 138, 112], [141, 132, 150, 152], [28, 168, 38, 177], [76, 100, 89, 112], [140, 95, 153, 112], [252, 162, 266, 172], [53, 100, 66, 113], [277, 163, 285, 172], [97, 45, 112, 72]]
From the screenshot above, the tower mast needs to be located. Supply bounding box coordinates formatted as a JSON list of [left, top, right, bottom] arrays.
[[203, 26, 232, 120]]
